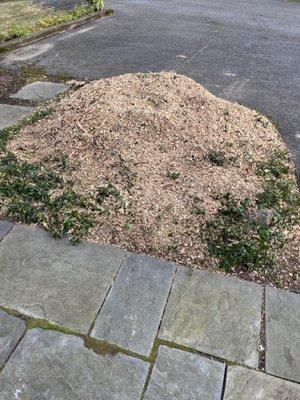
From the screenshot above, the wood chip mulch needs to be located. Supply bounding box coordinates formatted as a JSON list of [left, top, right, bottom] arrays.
[[8, 72, 299, 290]]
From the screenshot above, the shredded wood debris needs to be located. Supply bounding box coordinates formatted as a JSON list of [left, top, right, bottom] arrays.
[[9, 72, 299, 289]]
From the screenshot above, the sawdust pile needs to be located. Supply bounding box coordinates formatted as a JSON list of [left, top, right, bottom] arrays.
[[9, 72, 298, 287]]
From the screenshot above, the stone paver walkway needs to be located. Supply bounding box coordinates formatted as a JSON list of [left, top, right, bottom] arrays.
[[0, 220, 13, 241], [159, 267, 262, 368], [224, 366, 300, 399], [0, 104, 34, 130], [0, 311, 25, 369], [10, 81, 69, 101], [0, 222, 299, 399], [0, 79, 69, 134], [266, 286, 300, 382], [91, 253, 176, 357], [0, 224, 125, 333], [144, 346, 225, 400], [0, 329, 148, 400]]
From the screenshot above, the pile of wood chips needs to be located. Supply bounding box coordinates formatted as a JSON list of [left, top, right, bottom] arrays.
[[9, 72, 299, 289]]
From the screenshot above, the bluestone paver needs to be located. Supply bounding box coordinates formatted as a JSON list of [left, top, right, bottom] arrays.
[[0, 224, 125, 333], [92, 253, 176, 356], [0, 220, 13, 241], [0, 104, 34, 130], [266, 286, 300, 383], [0, 329, 149, 400], [0, 310, 25, 369], [144, 346, 225, 400], [159, 268, 262, 367], [224, 366, 300, 399], [11, 81, 69, 101]]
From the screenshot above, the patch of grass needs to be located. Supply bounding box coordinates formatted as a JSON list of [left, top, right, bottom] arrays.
[[0, 1, 103, 42], [19, 65, 72, 86], [20, 65, 48, 84], [205, 150, 299, 271]]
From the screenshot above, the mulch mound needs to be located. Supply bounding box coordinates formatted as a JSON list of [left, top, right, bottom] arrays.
[[8, 72, 299, 289]]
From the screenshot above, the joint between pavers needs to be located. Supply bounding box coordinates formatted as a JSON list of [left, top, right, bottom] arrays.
[[140, 335, 231, 400], [139, 339, 161, 400], [154, 337, 300, 386], [155, 337, 239, 367], [155, 262, 179, 336], [262, 370, 300, 386], [258, 285, 266, 371], [0, 220, 14, 243], [86, 251, 127, 337], [220, 364, 228, 400], [84, 336, 150, 363], [0, 305, 151, 364], [145, 261, 179, 362], [0, 305, 83, 338], [0, 327, 26, 375]]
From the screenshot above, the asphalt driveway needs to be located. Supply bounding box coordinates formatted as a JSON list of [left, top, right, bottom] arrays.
[[2, 0, 300, 175]]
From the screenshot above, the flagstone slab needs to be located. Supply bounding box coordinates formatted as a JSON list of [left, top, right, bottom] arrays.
[[92, 253, 176, 356], [0, 310, 25, 369], [0, 224, 125, 333], [11, 81, 69, 101], [0, 329, 149, 400], [0, 104, 34, 130], [0, 220, 13, 241], [159, 267, 262, 367], [224, 366, 300, 399], [266, 286, 300, 383], [144, 346, 225, 400]]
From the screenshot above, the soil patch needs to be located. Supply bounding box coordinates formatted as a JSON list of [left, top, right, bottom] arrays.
[[0, 66, 27, 103]]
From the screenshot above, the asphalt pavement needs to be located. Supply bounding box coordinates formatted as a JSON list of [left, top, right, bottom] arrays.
[[2, 0, 300, 174]]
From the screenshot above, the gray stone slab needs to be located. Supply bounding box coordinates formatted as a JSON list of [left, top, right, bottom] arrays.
[[0, 224, 125, 333], [92, 253, 176, 356], [224, 366, 300, 399], [11, 81, 69, 101], [0, 220, 13, 241], [0, 328, 149, 400], [144, 346, 225, 400], [0, 310, 25, 369], [159, 268, 262, 367], [0, 104, 34, 130], [266, 286, 300, 383]]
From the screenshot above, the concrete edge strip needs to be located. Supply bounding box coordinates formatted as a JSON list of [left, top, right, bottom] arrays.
[[0, 9, 114, 54]]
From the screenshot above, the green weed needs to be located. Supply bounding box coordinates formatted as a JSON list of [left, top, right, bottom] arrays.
[[205, 150, 299, 271], [0, 153, 93, 244], [166, 171, 180, 180], [206, 150, 237, 167]]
